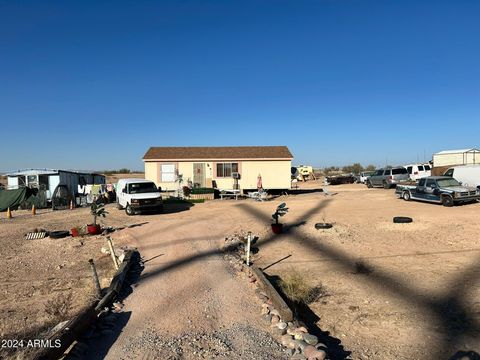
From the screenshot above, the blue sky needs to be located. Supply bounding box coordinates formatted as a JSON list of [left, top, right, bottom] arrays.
[[1, 0, 479, 172]]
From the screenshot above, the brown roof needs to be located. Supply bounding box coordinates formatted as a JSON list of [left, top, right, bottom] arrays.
[[143, 146, 293, 160]]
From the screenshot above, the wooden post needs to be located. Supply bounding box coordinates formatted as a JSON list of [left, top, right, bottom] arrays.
[[106, 236, 119, 270], [32, 204, 36, 215], [7, 207, 12, 219], [88, 259, 102, 298]]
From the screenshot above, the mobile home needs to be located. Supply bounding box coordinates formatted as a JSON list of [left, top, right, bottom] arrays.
[[6, 169, 105, 201]]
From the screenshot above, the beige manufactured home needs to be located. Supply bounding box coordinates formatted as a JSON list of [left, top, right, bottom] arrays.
[[143, 146, 293, 193]]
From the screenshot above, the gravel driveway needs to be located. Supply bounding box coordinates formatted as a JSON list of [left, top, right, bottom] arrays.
[[85, 204, 288, 360]]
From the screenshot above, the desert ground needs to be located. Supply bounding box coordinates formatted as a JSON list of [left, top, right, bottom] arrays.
[[104, 172, 145, 185], [0, 181, 479, 359]]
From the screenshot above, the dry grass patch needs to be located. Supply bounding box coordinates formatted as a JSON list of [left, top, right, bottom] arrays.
[[279, 270, 328, 304]]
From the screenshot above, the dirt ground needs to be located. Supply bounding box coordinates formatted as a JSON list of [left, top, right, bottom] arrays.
[[104, 172, 145, 184], [0, 203, 139, 357], [1, 181, 479, 359], [254, 182, 480, 359]]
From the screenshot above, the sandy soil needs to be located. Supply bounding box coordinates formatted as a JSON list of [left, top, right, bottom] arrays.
[[95, 203, 289, 360], [1, 181, 479, 359], [0, 203, 139, 357], [104, 173, 145, 184], [256, 183, 480, 359], [101, 181, 479, 359]]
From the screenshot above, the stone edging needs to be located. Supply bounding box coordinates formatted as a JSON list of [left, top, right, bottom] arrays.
[[248, 266, 328, 360]]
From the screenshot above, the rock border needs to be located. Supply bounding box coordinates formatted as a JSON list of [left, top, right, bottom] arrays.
[[32, 249, 136, 360], [225, 248, 328, 360]]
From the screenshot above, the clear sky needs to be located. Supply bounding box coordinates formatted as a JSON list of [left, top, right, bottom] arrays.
[[1, 0, 479, 172]]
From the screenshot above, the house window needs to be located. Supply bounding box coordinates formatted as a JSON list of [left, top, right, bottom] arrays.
[[216, 163, 239, 177], [161, 164, 176, 182]]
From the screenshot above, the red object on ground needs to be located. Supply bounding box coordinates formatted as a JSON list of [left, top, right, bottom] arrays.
[[71, 228, 79, 237], [87, 224, 101, 235], [271, 223, 283, 234]]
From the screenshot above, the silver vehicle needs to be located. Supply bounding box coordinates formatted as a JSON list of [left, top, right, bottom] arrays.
[[367, 167, 409, 189]]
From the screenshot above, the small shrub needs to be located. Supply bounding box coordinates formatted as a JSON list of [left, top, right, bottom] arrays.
[[45, 293, 73, 321], [182, 186, 191, 197], [279, 270, 327, 304]]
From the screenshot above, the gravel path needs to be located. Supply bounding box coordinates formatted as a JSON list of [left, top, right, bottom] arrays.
[[93, 206, 288, 359]]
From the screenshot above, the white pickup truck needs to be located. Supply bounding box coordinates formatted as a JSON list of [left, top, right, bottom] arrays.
[[116, 178, 163, 215]]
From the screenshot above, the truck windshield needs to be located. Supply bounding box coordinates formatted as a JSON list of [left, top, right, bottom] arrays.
[[128, 182, 158, 194], [437, 178, 461, 187]]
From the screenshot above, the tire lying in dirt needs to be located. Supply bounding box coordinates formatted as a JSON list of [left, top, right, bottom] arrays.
[[315, 223, 333, 229], [393, 216, 413, 224], [49, 230, 70, 239]]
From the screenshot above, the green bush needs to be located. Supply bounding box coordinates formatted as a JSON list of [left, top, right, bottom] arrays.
[[190, 187, 215, 194]]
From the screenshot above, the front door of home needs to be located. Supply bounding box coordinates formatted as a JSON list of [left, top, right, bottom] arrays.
[[193, 163, 206, 188]]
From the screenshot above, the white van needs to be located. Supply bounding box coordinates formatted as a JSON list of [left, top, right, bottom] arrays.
[[443, 165, 480, 188], [116, 179, 163, 215], [404, 163, 431, 181]]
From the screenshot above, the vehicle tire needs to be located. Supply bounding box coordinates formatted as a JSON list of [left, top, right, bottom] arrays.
[[315, 222, 333, 229], [441, 195, 454, 207], [402, 191, 411, 201], [125, 204, 134, 216], [383, 181, 390, 189], [49, 230, 70, 239], [367, 180, 373, 188], [157, 206, 164, 214], [393, 216, 413, 224]]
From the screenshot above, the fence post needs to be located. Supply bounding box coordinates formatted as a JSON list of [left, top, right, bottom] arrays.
[[107, 236, 119, 270], [88, 259, 102, 298]]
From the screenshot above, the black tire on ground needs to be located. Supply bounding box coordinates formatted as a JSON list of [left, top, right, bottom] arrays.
[[383, 181, 390, 189], [442, 196, 454, 207], [367, 181, 373, 188], [49, 230, 70, 239], [157, 206, 164, 213], [315, 223, 333, 229], [125, 204, 134, 216], [402, 191, 411, 201], [393, 216, 413, 224]]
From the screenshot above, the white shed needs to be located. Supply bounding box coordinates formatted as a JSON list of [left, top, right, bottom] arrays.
[[433, 148, 480, 167]]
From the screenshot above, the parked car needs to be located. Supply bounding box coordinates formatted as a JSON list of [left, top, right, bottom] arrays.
[[116, 178, 163, 215], [443, 165, 480, 188], [356, 171, 375, 184], [366, 167, 409, 189], [404, 163, 431, 180], [326, 174, 356, 185], [396, 176, 480, 206]]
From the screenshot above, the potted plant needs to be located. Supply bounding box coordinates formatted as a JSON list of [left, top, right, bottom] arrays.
[[88, 202, 108, 235], [71, 226, 81, 237], [271, 203, 289, 234]]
